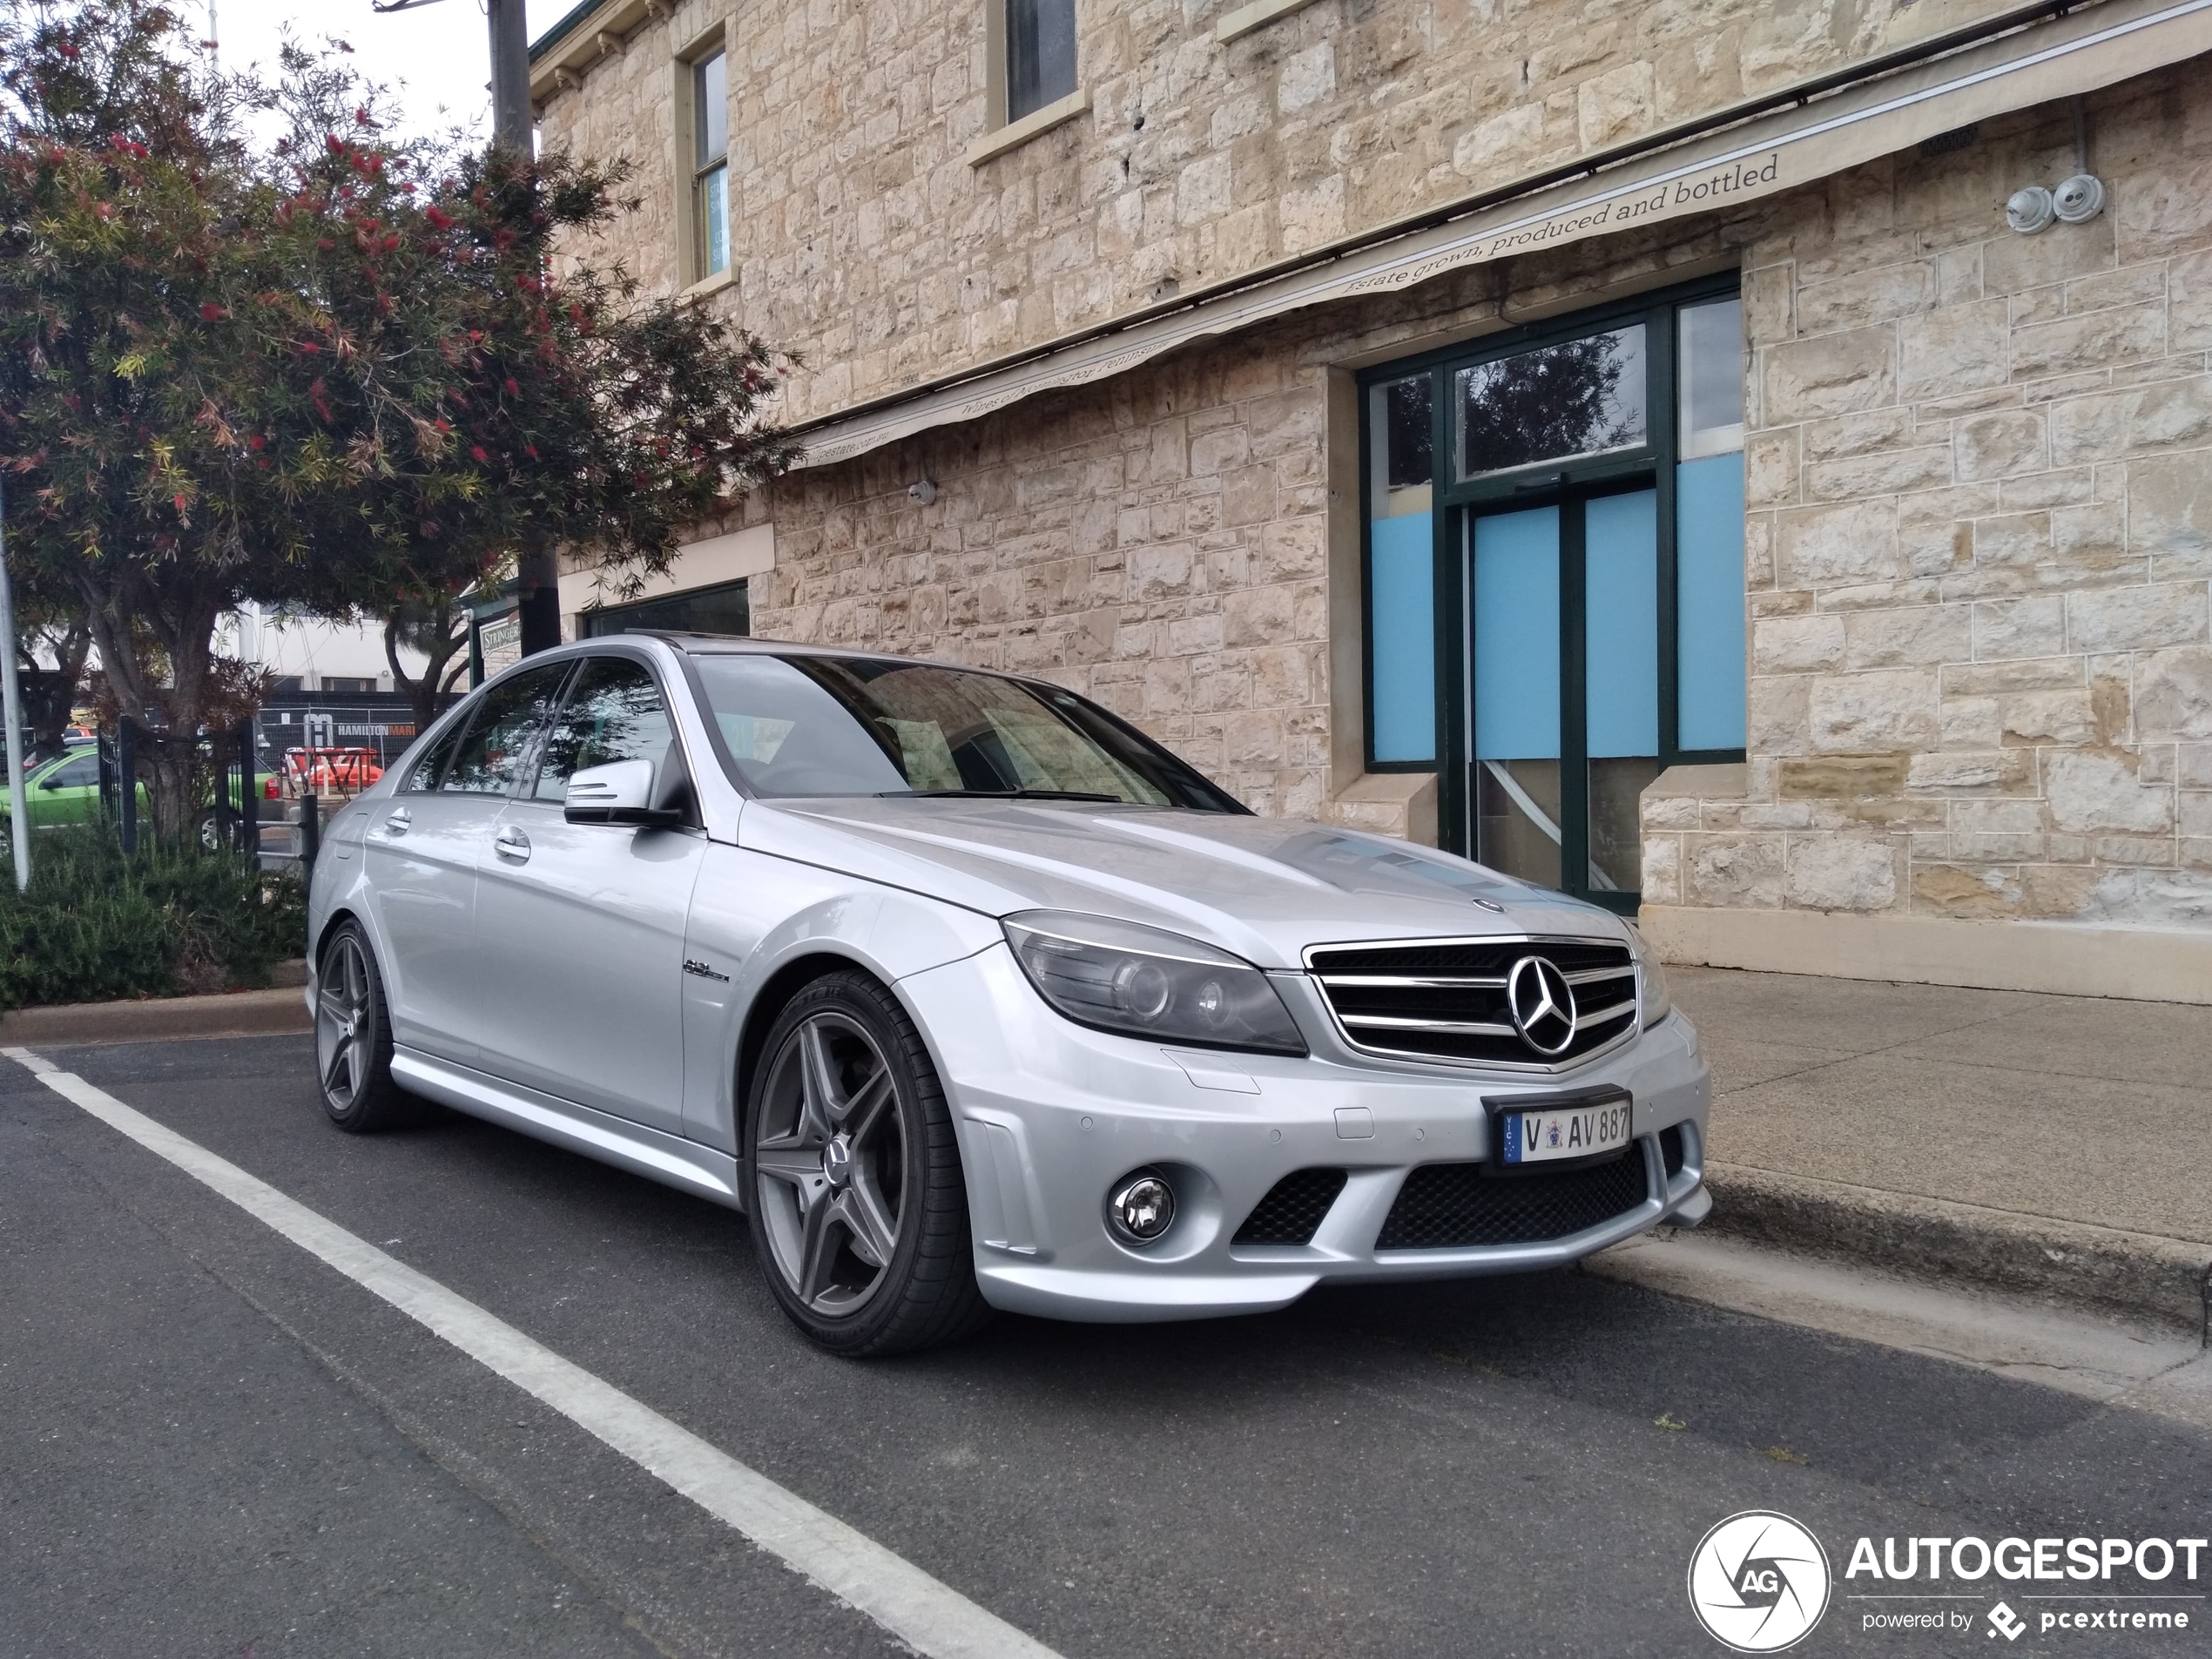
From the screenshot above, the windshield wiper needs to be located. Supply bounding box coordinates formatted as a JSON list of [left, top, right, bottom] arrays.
[[878, 787, 1123, 802]]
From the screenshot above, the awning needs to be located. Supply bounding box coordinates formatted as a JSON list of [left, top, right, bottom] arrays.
[[799, 0, 2212, 468]]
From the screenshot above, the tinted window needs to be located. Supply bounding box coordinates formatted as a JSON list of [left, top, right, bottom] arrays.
[[691, 654, 1242, 811], [442, 664, 568, 795], [40, 752, 98, 790], [1007, 0, 1076, 122], [402, 711, 471, 792], [531, 658, 678, 801], [1457, 324, 1647, 481]]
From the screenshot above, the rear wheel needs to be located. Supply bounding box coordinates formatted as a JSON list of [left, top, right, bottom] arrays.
[[314, 921, 421, 1131], [747, 973, 991, 1357]]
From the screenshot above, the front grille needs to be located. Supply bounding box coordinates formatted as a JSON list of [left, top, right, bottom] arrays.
[[1233, 1168, 1348, 1246], [1374, 1148, 1652, 1251], [1308, 936, 1637, 1068]]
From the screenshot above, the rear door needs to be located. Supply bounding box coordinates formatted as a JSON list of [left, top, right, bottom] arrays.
[[363, 664, 568, 1064], [470, 652, 706, 1133]]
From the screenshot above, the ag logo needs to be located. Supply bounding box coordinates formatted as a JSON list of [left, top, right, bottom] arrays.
[[1687, 1511, 1831, 1652]]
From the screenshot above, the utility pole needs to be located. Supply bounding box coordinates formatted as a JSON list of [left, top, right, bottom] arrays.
[[374, 0, 560, 654], [0, 477, 31, 893]]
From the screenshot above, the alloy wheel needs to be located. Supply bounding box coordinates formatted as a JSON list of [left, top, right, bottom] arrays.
[[754, 1012, 909, 1318], [316, 934, 374, 1112]]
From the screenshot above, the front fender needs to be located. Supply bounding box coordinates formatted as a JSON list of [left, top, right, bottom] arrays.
[[678, 842, 1001, 1153]]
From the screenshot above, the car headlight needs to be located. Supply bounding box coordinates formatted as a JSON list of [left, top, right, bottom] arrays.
[[1002, 911, 1307, 1055], [1628, 924, 1671, 1027]]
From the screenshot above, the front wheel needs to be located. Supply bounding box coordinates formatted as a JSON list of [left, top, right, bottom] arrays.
[[747, 973, 991, 1357]]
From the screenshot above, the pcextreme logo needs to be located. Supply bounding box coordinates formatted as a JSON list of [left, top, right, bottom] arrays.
[[1688, 1511, 1832, 1652]]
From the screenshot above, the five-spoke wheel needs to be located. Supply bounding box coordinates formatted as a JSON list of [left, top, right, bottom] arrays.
[[747, 973, 990, 1355], [314, 921, 413, 1131]]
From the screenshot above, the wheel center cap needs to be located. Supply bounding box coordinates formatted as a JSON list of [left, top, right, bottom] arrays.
[[822, 1134, 853, 1189]]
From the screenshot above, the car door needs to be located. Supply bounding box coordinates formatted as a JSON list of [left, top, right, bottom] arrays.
[[30, 748, 100, 826], [363, 664, 568, 1065], [469, 651, 706, 1133]]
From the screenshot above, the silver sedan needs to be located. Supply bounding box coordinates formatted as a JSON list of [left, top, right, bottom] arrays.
[[307, 635, 1710, 1355]]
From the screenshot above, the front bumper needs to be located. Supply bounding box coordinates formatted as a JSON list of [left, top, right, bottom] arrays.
[[898, 943, 1710, 1324]]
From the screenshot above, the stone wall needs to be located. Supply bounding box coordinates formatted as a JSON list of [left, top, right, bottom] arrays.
[[1641, 71, 2212, 930], [535, 0, 2020, 424]]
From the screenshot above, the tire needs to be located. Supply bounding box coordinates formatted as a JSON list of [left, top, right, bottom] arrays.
[[314, 921, 423, 1131], [746, 971, 992, 1357]]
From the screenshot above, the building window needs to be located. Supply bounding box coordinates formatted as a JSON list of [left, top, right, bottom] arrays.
[[582, 578, 751, 640], [1006, 0, 1076, 122], [691, 49, 729, 282], [1359, 281, 1746, 913]]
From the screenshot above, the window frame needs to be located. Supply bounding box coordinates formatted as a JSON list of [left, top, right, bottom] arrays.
[[672, 24, 734, 292], [971, 0, 1087, 165], [433, 661, 577, 799], [1354, 274, 1748, 894]]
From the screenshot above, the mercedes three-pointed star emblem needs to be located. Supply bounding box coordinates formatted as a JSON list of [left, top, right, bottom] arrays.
[[1505, 954, 1578, 1057]]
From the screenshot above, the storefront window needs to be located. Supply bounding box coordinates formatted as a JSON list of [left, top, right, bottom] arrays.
[[583, 578, 751, 640], [1359, 287, 1746, 910]]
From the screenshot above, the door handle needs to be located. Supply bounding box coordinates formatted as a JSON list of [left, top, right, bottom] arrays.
[[381, 808, 412, 835], [493, 826, 531, 862]]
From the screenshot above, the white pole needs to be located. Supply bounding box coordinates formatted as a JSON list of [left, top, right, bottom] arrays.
[[0, 476, 31, 893]]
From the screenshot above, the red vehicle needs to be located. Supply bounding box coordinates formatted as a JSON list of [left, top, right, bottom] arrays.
[[279, 746, 387, 797]]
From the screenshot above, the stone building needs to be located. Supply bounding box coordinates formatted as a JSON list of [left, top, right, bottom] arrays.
[[528, 0, 2212, 1001]]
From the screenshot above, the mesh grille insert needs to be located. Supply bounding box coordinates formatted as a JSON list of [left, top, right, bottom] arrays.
[[1374, 1148, 1652, 1251], [1309, 937, 1636, 1067], [1233, 1168, 1349, 1246]]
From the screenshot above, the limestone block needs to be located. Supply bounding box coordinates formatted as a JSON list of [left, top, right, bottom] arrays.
[[2128, 452, 2212, 555], [2137, 646, 2212, 740], [1952, 409, 2047, 481], [1641, 834, 1683, 905], [1842, 605, 1972, 669], [1803, 447, 1952, 502], [2067, 583, 2209, 653], [1905, 750, 2033, 792], [1912, 864, 2022, 918], [1762, 327, 1895, 421], [1939, 693, 2002, 748], [1747, 674, 1811, 752], [1797, 261, 1933, 334], [2011, 306, 2166, 382], [1453, 105, 1543, 179], [1800, 408, 1916, 462], [2116, 152, 2212, 261], [1278, 41, 1335, 114], [1897, 300, 2011, 400], [1745, 429, 1799, 507], [2041, 750, 2172, 835], [1776, 499, 1900, 585], [1778, 754, 1908, 798], [1781, 836, 1896, 910], [1982, 212, 2114, 295], [2174, 249, 2212, 353], [1576, 60, 1654, 151], [1687, 835, 1785, 908], [1752, 613, 1845, 673], [1808, 668, 1939, 752], [1972, 596, 2066, 660]]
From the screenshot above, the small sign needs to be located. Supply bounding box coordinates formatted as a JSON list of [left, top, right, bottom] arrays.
[[479, 612, 523, 675]]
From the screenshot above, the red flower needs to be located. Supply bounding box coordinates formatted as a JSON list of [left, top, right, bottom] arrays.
[[504, 378, 520, 396], [425, 206, 453, 230], [469, 445, 489, 462], [247, 435, 265, 451], [200, 301, 223, 321], [326, 134, 346, 154]]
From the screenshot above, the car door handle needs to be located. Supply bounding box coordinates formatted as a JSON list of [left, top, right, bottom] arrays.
[[493, 826, 531, 862], [381, 808, 412, 836]]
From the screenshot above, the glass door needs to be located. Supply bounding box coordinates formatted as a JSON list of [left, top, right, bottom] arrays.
[[1358, 280, 1747, 912]]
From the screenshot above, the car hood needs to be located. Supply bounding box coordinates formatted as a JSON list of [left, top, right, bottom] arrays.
[[738, 797, 1629, 969]]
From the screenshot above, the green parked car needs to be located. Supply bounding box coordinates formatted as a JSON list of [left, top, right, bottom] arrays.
[[2, 744, 149, 830]]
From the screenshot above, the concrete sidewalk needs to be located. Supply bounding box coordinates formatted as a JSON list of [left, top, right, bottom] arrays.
[[1673, 967, 2212, 1334]]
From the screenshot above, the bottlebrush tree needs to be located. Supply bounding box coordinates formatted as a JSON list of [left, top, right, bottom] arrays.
[[0, 1, 795, 838]]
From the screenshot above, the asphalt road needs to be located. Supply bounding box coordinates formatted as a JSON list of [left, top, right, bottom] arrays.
[[3, 1035, 2207, 1659]]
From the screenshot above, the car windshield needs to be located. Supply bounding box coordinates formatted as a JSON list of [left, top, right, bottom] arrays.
[[689, 653, 1243, 812]]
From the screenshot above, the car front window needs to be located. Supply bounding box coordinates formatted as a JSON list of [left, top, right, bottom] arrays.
[[689, 654, 1242, 811], [442, 664, 569, 795], [531, 658, 677, 801]]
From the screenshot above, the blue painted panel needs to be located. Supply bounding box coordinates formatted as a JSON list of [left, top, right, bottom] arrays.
[[1585, 489, 1659, 758], [1474, 507, 1561, 760], [1676, 454, 1748, 751], [1368, 512, 1436, 763]]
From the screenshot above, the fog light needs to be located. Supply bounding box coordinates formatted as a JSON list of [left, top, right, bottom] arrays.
[[1108, 1170, 1176, 1244]]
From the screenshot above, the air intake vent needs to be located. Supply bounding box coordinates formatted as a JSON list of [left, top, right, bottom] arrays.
[[1232, 1168, 1348, 1246], [1375, 1150, 1651, 1251], [1307, 937, 1636, 1068]]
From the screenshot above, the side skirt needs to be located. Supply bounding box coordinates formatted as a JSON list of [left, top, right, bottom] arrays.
[[390, 1048, 745, 1212]]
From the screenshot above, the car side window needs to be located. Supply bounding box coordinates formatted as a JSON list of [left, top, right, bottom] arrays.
[[401, 709, 472, 793], [442, 664, 569, 796], [530, 658, 677, 801], [41, 752, 98, 790]]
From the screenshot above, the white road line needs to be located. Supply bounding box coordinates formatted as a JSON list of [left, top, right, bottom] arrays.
[[3, 1046, 1062, 1659]]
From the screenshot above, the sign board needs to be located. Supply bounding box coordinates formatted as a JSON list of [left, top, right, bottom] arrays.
[[478, 612, 523, 677]]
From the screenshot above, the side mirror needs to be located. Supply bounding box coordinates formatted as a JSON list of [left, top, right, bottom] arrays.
[[564, 759, 683, 826]]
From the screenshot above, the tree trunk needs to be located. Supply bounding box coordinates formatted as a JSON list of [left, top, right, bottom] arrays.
[[75, 569, 228, 845], [385, 603, 470, 735]]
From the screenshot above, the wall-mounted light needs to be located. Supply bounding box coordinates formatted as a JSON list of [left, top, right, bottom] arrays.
[[907, 479, 937, 505], [2008, 97, 2106, 235]]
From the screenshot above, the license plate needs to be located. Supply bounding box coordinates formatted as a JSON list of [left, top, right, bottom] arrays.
[[1501, 1099, 1633, 1164]]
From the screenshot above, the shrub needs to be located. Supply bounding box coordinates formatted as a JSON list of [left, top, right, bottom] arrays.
[[0, 827, 304, 1011]]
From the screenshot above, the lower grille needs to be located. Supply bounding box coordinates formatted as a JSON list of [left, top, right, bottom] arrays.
[[1660, 1123, 1686, 1177], [1233, 1168, 1348, 1246], [1374, 1148, 1652, 1251]]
